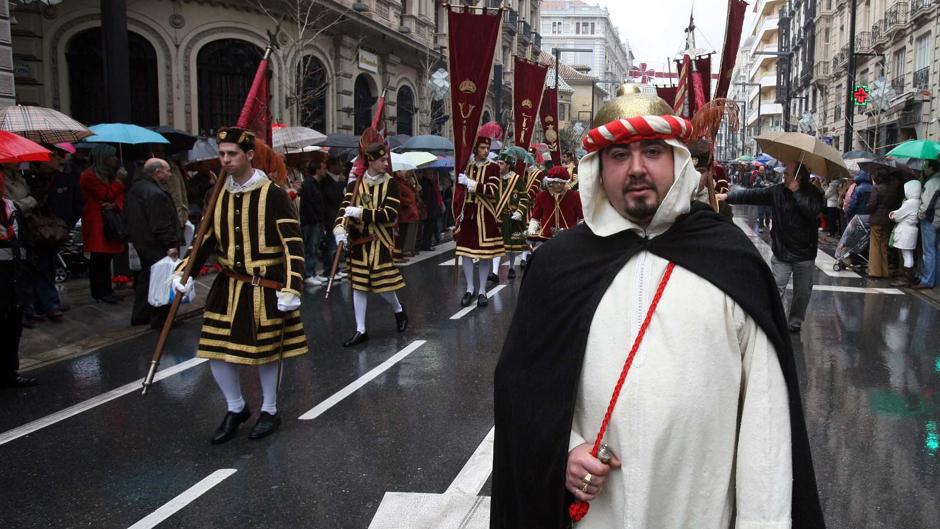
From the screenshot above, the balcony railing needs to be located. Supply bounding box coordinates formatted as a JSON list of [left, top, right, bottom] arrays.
[[885, 2, 910, 31], [518, 20, 531, 43], [504, 9, 517, 34], [872, 20, 884, 43], [485, 0, 502, 8], [891, 75, 906, 93], [856, 32, 872, 52], [913, 66, 930, 90], [832, 47, 848, 70], [800, 66, 812, 85], [532, 31, 541, 50], [815, 60, 831, 79], [911, 0, 935, 18]]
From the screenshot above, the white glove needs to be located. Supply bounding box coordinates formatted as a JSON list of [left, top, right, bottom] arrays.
[[527, 219, 540, 236], [172, 275, 194, 295], [511, 211, 523, 222], [334, 230, 348, 246], [344, 206, 363, 219], [276, 290, 301, 312], [457, 173, 469, 187]]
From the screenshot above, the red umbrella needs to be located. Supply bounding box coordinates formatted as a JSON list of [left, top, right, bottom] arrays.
[[0, 130, 51, 163]]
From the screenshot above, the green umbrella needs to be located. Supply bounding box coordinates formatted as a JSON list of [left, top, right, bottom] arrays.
[[886, 139, 940, 160], [737, 154, 754, 162]]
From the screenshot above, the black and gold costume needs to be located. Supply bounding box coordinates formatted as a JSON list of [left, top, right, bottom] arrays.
[[454, 160, 505, 259], [335, 174, 405, 293], [500, 170, 530, 252], [182, 173, 307, 365]]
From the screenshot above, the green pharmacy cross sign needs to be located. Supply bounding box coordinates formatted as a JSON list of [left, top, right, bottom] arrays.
[[853, 85, 871, 106]]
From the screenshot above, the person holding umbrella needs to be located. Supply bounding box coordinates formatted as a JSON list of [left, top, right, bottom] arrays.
[[80, 144, 126, 304], [913, 160, 940, 289], [718, 133, 830, 333]]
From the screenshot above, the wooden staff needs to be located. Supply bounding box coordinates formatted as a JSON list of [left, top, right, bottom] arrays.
[[141, 167, 225, 396], [325, 177, 364, 299]]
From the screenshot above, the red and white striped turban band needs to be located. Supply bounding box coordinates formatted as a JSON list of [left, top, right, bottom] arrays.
[[582, 115, 693, 153]]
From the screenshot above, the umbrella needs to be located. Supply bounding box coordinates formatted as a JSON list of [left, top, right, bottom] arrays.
[[843, 149, 877, 160], [859, 158, 917, 180], [86, 123, 170, 145], [350, 152, 418, 172], [531, 142, 550, 154], [147, 126, 197, 154], [886, 139, 940, 160], [399, 135, 454, 152], [272, 126, 327, 151], [754, 131, 849, 178], [400, 151, 437, 167], [322, 133, 360, 149], [737, 154, 754, 162], [0, 131, 51, 164], [54, 142, 76, 154], [0, 105, 93, 144], [186, 137, 219, 162], [754, 153, 777, 164], [388, 134, 411, 149], [427, 156, 454, 169]]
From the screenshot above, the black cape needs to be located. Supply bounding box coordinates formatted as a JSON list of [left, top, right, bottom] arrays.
[[491, 202, 825, 529]]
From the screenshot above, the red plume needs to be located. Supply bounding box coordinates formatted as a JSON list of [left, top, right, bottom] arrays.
[[477, 121, 504, 141]]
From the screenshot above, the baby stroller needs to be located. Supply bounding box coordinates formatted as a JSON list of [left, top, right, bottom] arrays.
[[55, 224, 88, 283], [833, 214, 870, 273]]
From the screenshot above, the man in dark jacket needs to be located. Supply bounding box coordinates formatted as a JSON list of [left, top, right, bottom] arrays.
[[846, 170, 872, 221], [299, 159, 327, 285], [320, 157, 347, 279], [719, 161, 825, 332], [125, 158, 182, 328], [866, 169, 902, 278]]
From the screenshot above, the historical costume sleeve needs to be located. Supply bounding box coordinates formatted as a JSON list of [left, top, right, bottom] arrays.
[[478, 163, 502, 199], [726, 186, 775, 206], [735, 309, 793, 527], [362, 177, 400, 226], [268, 184, 305, 296]]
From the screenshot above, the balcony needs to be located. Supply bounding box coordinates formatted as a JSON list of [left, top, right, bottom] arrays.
[[832, 48, 848, 71], [911, 0, 937, 20], [532, 32, 541, 51], [855, 31, 872, 52], [503, 9, 517, 34], [800, 65, 812, 85], [891, 75, 906, 93], [485, 0, 501, 8], [518, 20, 531, 44], [913, 66, 930, 90], [872, 20, 886, 45], [814, 60, 831, 80], [885, 2, 910, 32]]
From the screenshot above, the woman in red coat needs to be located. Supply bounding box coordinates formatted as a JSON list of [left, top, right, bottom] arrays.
[[395, 170, 421, 257], [80, 144, 126, 303]]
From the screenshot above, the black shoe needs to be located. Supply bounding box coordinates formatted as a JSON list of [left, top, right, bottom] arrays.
[[477, 294, 488, 307], [210, 407, 252, 444], [343, 331, 369, 347], [248, 412, 281, 440], [507, 268, 516, 280], [460, 291, 474, 307], [0, 375, 38, 388], [395, 306, 408, 333], [520, 259, 527, 269], [487, 272, 499, 284]]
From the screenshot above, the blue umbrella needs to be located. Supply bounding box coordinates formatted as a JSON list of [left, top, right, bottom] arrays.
[[754, 153, 776, 164], [85, 123, 171, 145], [399, 135, 454, 152], [427, 156, 454, 169]]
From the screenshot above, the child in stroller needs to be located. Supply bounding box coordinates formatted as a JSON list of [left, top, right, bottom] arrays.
[[833, 214, 870, 273]]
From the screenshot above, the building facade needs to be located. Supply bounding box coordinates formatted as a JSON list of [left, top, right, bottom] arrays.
[[784, 0, 817, 135], [8, 0, 542, 139], [816, 0, 939, 152], [741, 0, 788, 148], [538, 0, 633, 86]]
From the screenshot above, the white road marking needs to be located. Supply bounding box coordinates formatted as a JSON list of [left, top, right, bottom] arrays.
[[445, 427, 495, 495], [734, 217, 861, 278], [400, 241, 457, 267], [449, 285, 506, 320], [0, 357, 208, 447], [788, 284, 904, 295], [298, 340, 427, 420], [126, 469, 236, 529]]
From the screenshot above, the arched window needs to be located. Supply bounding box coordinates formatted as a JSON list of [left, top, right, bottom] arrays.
[[396, 85, 415, 136], [354, 74, 376, 134], [66, 28, 159, 125], [197, 39, 264, 135], [482, 110, 492, 124], [298, 55, 328, 132]]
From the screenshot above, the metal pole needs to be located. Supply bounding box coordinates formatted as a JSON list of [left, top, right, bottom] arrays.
[[101, 0, 131, 122], [590, 79, 595, 122], [741, 99, 747, 154], [843, 0, 858, 151], [554, 48, 560, 91]]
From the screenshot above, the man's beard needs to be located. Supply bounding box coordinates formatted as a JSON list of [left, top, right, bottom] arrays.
[[620, 177, 661, 222]]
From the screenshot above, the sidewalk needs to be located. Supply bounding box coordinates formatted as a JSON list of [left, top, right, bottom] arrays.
[[19, 273, 214, 373]]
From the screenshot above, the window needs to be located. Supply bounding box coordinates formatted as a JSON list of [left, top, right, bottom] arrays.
[[354, 74, 376, 134], [590, 22, 595, 34], [915, 33, 931, 70], [196, 39, 263, 134], [893, 48, 906, 80], [298, 55, 328, 133], [396, 86, 415, 136], [824, 27, 829, 44]]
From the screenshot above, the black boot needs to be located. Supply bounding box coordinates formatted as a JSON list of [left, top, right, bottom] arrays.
[[487, 272, 499, 284], [460, 291, 474, 307], [248, 412, 281, 440], [507, 268, 516, 280], [395, 306, 408, 332], [477, 293, 489, 307], [211, 407, 252, 445], [343, 331, 369, 347]]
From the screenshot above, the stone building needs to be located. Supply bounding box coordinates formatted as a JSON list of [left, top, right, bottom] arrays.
[[741, 0, 788, 144], [8, 0, 542, 138], [783, 0, 817, 135]]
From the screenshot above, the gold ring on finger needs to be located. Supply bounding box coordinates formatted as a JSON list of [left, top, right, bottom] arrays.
[[579, 481, 590, 493], [582, 473, 593, 484]]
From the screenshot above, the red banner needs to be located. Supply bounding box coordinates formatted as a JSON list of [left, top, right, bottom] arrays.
[[237, 57, 272, 145], [539, 88, 561, 166], [513, 57, 549, 150], [656, 86, 679, 106], [715, 0, 748, 99], [694, 55, 712, 104], [447, 5, 503, 169]]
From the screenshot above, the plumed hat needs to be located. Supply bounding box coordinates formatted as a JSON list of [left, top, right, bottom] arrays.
[[475, 121, 503, 148], [363, 142, 388, 162], [217, 127, 256, 152]]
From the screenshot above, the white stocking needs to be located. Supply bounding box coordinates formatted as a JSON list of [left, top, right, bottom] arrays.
[[258, 362, 279, 415], [902, 249, 915, 268], [507, 252, 517, 268], [209, 360, 245, 413], [462, 257, 475, 294], [353, 289, 368, 333], [522, 250, 530, 262], [380, 291, 403, 313], [477, 258, 491, 294], [492, 255, 501, 274]]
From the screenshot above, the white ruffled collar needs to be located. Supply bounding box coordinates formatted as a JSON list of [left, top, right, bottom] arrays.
[[226, 169, 268, 193]]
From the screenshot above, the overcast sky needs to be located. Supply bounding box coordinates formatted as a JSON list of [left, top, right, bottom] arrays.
[[587, 0, 757, 80]]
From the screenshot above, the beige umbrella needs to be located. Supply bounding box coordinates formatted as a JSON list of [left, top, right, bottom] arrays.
[[754, 131, 849, 178]]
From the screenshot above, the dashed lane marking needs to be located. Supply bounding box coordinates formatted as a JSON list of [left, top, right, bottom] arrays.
[[126, 469, 236, 529], [449, 285, 507, 320]]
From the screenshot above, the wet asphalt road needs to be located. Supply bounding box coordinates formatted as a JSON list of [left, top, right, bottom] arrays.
[[1, 209, 938, 529]]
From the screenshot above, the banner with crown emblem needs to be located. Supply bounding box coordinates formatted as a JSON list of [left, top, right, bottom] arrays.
[[447, 4, 503, 169], [539, 88, 562, 166], [513, 57, 549, 151]]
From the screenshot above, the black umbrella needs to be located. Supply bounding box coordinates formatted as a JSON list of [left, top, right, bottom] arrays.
[[147, 126, 197, 155], [322, 133, 360, 149], [843, 149, 876, 160]]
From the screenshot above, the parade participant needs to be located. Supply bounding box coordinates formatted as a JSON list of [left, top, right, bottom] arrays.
[[492, 91, 824, 528], [0, 186, 37, 388], [172, 127, 307, 444], [496, 150, 529, 280], [332, 141, 408, 347], [453, 125, 503, 307], [519, 148, 545, 268], [562, 149, 579, 190], [526, 165, 583, 243]]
